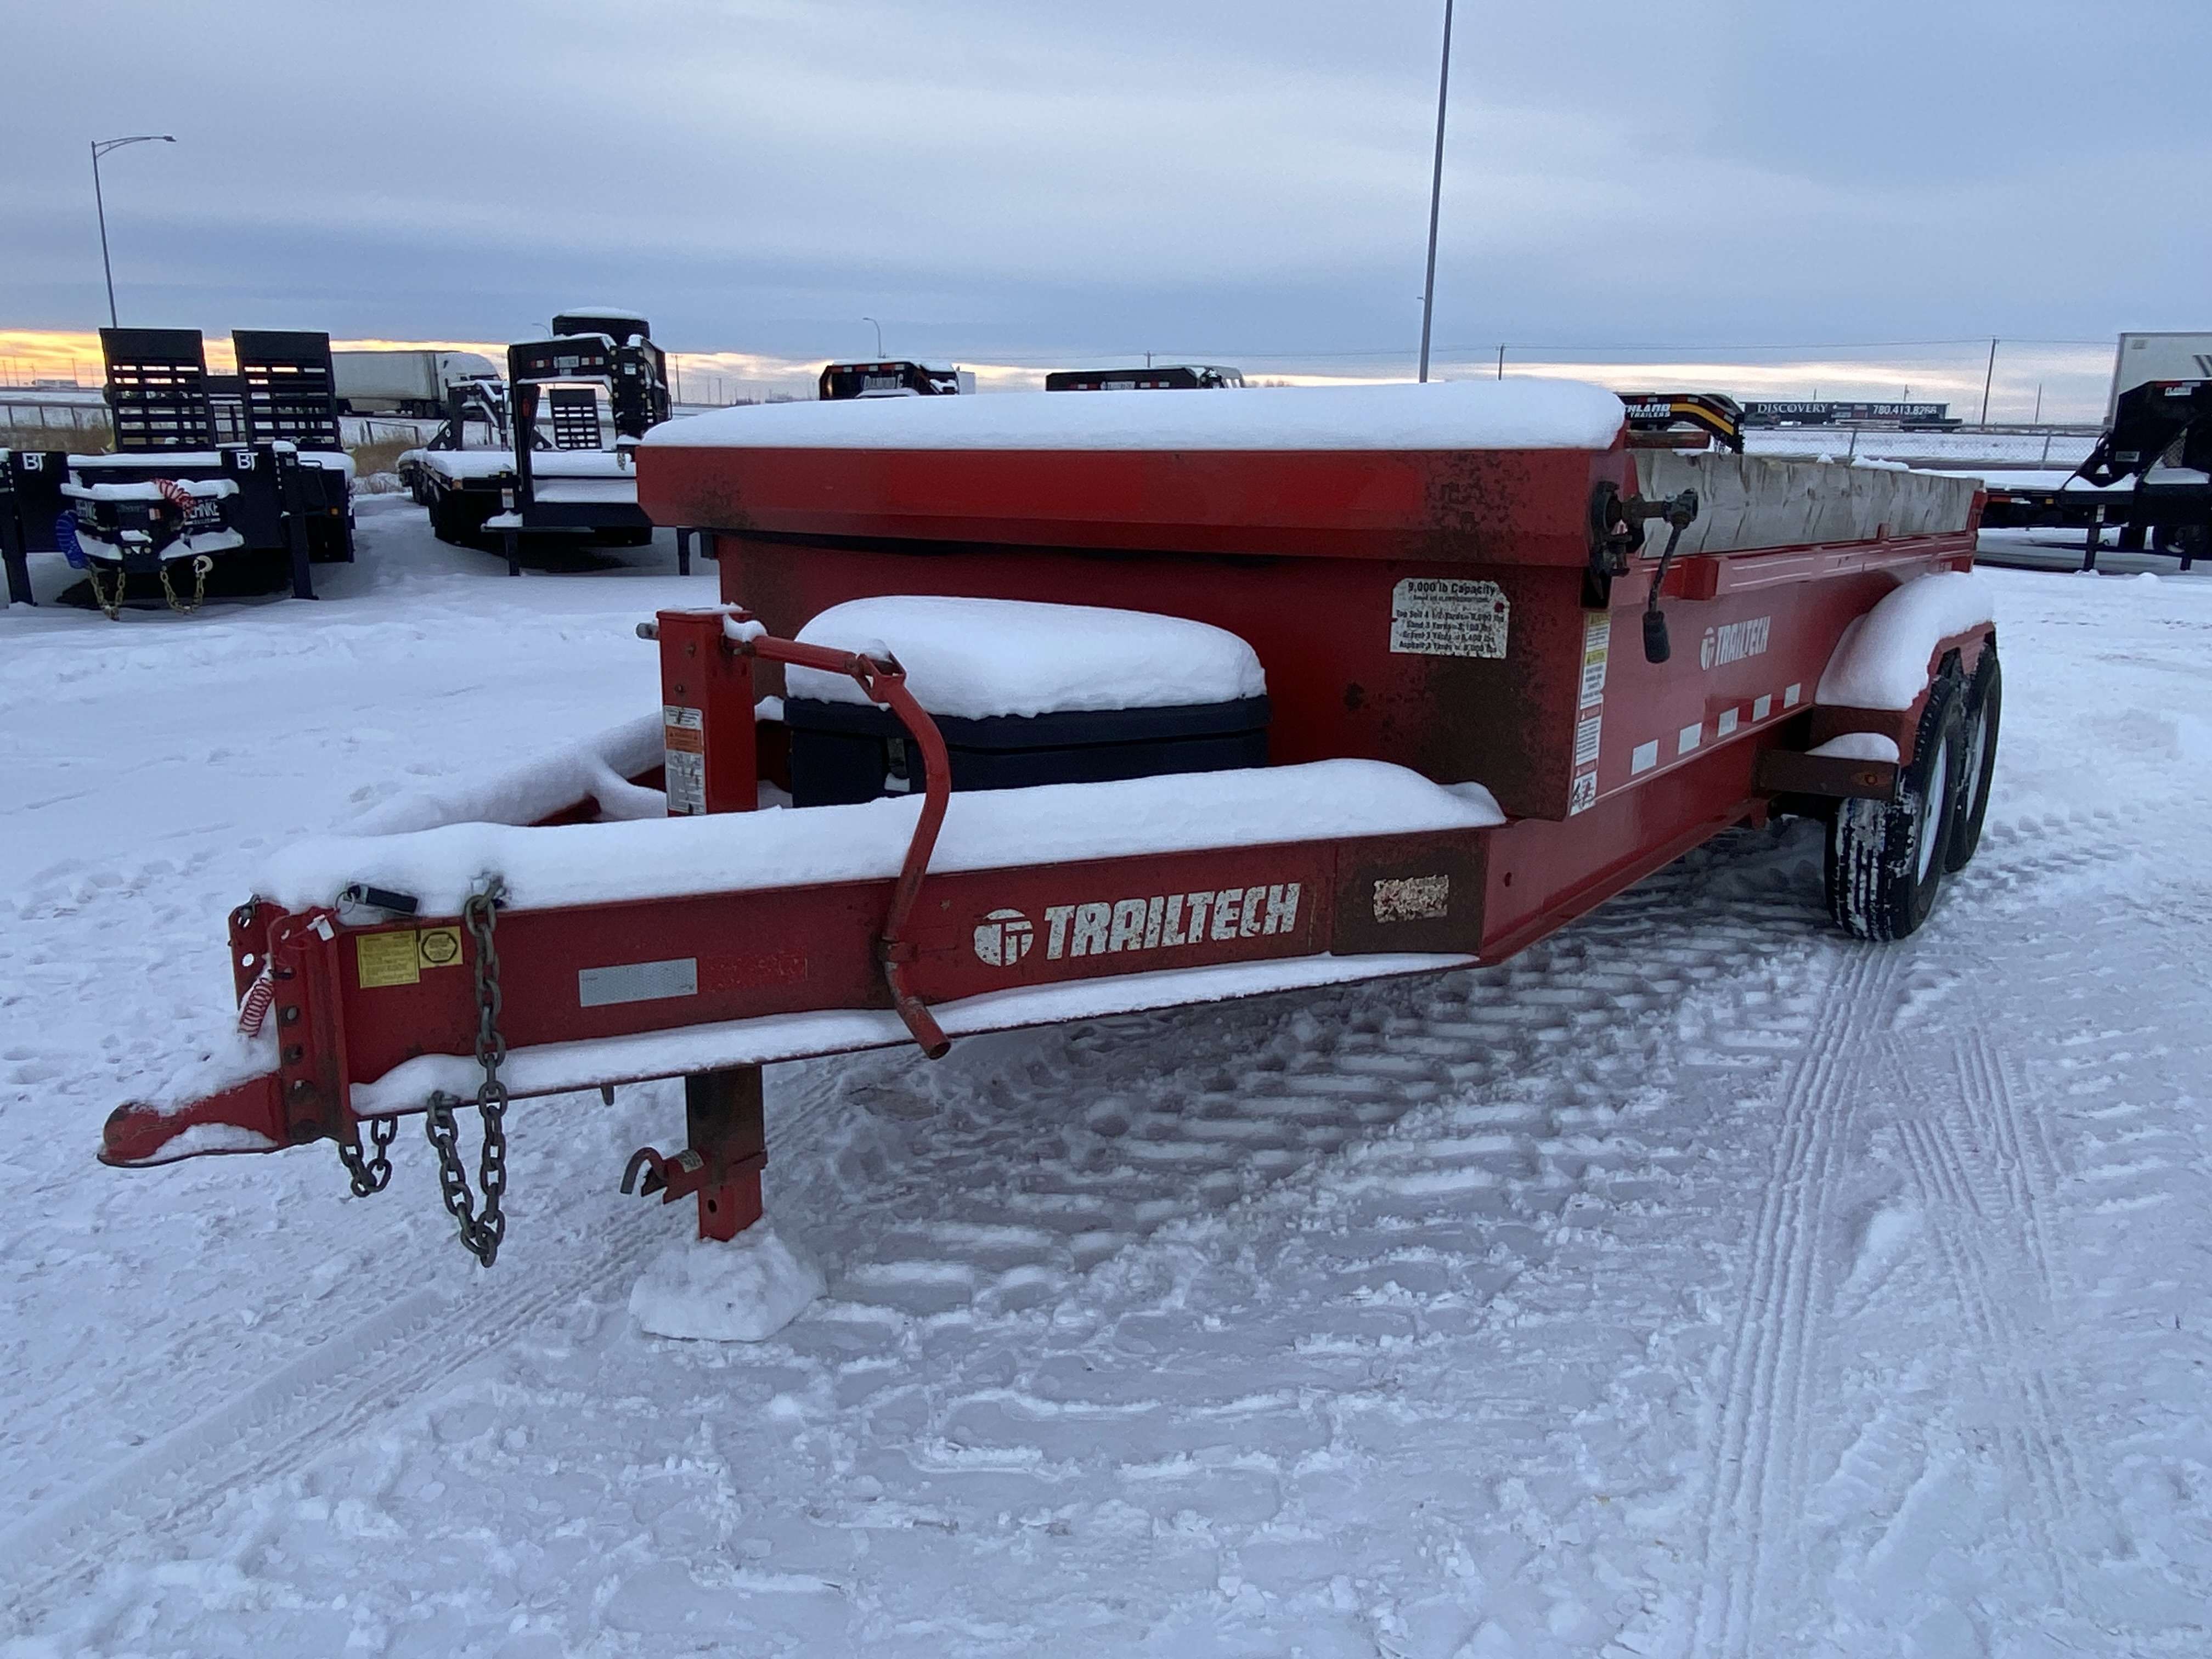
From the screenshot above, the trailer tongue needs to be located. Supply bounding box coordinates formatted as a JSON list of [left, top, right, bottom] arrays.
[[100, 381, 1998, 1283]]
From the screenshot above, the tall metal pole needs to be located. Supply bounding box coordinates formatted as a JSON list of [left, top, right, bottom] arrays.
[[90, 135, 176, 329], [92, 142, 116, 328], [1416, 0, 1455, 383], [1979, 336, 1997, 425], [863, 316, 884, 357]]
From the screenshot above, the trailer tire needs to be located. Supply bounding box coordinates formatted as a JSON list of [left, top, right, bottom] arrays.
[[1944, 647, 2001, 873], [1826, 674, 1968, 941]]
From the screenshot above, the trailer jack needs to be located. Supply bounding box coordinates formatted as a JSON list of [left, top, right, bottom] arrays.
[[621, 1066, 768, 1242]]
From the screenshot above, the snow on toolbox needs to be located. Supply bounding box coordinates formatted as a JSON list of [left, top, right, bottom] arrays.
[[101, 380, 2000, 1276]]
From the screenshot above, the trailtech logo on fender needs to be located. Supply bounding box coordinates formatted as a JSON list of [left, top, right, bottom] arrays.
[[970, 883, 1305, 969], [1700, 614, 1772, 671]]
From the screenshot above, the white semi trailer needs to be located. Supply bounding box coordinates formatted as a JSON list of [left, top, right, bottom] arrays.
[[2109, 332, 2212, 420], [331, 349, 500, 416]]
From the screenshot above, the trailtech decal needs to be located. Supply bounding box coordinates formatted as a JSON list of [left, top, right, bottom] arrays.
[[972, 883, 1305, 968], [1700, 615, 1772, 670]]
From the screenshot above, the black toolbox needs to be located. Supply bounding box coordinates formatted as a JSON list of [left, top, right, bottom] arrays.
[[784, 695, 1271, 806]]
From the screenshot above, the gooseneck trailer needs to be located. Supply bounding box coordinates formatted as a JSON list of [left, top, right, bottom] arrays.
[[101, 381, 1999, 1278], [1976, 378, 2212, 568]]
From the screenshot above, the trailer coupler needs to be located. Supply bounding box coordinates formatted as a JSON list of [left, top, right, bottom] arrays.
[[100, 1070, 289, 1166]]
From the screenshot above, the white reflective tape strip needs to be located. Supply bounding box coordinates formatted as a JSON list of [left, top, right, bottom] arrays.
[[1717, 708, 1739, 736], [1678, 723, 1702, 755], [1631, 740, 1659, 775], [1784, 683, 1803, 707], [578, 957, 699, 1008], [1753, 693, 1773, 720]]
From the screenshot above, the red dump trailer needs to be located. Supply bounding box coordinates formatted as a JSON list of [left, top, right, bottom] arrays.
[[100, 382, 1999, 1269]]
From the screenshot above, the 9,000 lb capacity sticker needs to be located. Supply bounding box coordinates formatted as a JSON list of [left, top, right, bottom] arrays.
[[1390, 578, 1509, 659]]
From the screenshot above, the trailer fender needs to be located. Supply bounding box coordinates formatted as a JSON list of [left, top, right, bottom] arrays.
[[1812, 571, 1996, 714]]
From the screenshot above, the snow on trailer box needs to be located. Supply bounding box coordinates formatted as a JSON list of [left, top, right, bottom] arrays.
[[103, 380, 2000, 1293]]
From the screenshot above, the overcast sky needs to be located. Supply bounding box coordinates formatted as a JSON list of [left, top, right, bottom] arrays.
[[4, 1, 2208, 412]]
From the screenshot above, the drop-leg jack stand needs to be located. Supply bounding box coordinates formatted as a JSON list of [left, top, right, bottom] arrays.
[[620, 1064, 767, 1240]]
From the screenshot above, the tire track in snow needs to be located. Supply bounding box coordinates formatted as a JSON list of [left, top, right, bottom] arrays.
[[1691, 941, 1905, 1659], [0, 1200, 670, 1635], [0, 1065, 873, 1637], [1893, 1110, 2079, 1596], [1886, 1024, 2090, 1599]]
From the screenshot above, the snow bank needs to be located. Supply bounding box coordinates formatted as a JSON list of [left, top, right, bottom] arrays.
[[629, 1227, 825, 1342], [1815, 571, 1997, 711], [348, 714, 665, 836], [788, 596, 1265, 716], [263, 759, 1504, 918], [643, 379, 1626, 454]]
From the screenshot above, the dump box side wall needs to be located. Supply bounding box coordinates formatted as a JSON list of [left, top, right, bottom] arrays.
[[721, 537, 1596, 820], [650, 440, 1975, 823], [642, 445, 1612, 566]]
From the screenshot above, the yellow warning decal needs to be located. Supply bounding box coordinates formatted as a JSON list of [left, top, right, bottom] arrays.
[[356, 931, 421, 989], [416, 927, 464, 970]]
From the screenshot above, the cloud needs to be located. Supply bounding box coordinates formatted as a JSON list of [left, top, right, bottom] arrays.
[[2, 0, 2202, 419]]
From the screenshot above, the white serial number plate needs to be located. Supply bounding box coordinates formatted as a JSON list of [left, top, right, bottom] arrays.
[[578, 957, 699, 1008]]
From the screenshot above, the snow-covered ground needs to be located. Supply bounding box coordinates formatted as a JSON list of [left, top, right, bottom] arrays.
[[2, 501, 2209, 1656]]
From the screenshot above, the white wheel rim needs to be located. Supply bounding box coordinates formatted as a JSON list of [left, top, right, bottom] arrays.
[[1916, 735, 1951, 883]]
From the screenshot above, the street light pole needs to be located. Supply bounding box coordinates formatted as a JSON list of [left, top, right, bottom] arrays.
[[862, 316, 885, 357], [1416, 0, 1455, 383], [91, 134, 176, 328]]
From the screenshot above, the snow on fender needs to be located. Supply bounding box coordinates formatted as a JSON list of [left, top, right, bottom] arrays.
[[630, 1225, 826, 1342], [1815, 570, 1998, 711]]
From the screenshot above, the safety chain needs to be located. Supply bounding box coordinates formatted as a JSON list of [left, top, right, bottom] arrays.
[[84, 562, 126, 620], [82, 553, 213, 618], [336, 1114, 399, 1196], [158, 554, 215, 616], [425, 877, 510, 1267]]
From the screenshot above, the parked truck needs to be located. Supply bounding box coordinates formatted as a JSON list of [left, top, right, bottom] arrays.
[[332, 349, 501, 417]]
